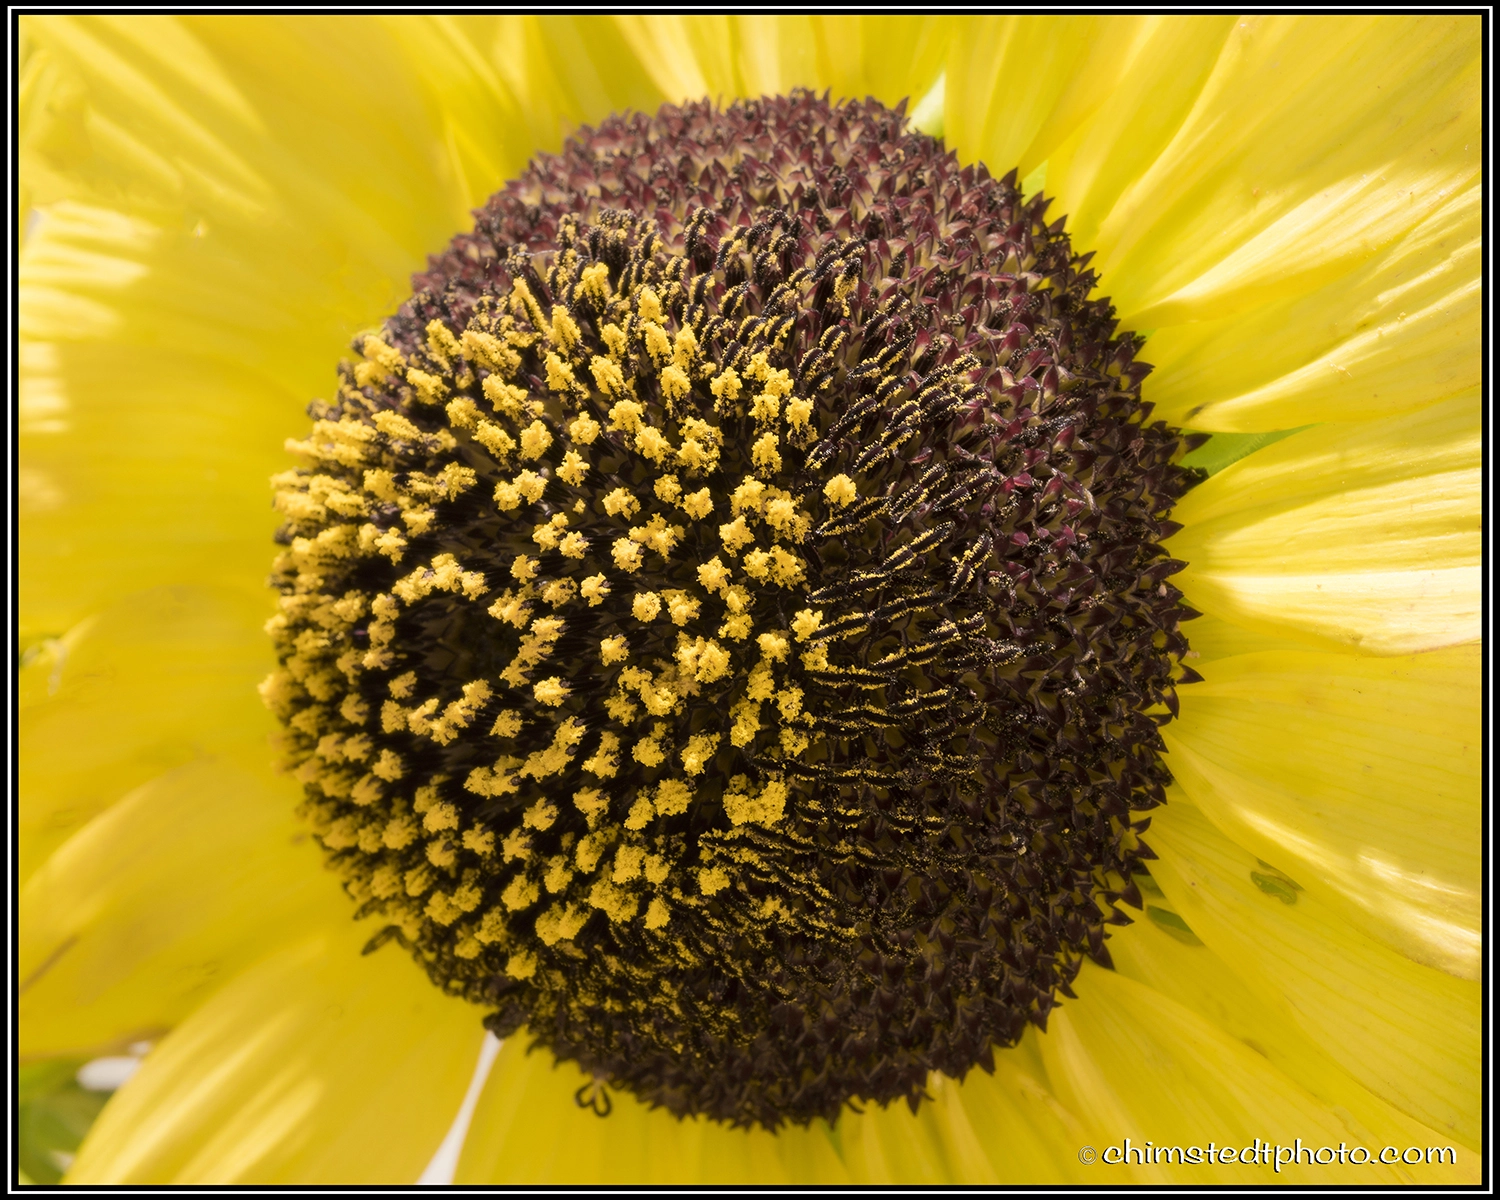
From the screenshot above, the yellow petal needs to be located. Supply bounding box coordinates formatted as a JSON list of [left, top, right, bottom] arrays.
[[853, 1053, 1090, 1184], [457, 1026, 1092, 1184], [1147, 181, 1480, 430], [616, 14, 810, 100], [1105, 910, 1478, 1182], [800, 16, 955, 111], [67, 926, 484, 1184], [1147, 800, 1481, 1150], [1086, 15, 1479, 327], [17, 334, 298, 635], [613, 15, 953, 111], [20, 757, 341, 1058], [22, 15, 475, 253], [1166, 643, 1479, 976], [383, 14, 952, 212], [945, 16, 1168, 180], [1178, 613, 1323, 665], [1039, 17, 1239, 250], [18, 16, 525, 631], [381, 15, 666, 207], [1168, 392, 1479, 654], [1045, 962, 1469, 1182], [455, 1032, 849, 1184], [19, 586, 276, 881]]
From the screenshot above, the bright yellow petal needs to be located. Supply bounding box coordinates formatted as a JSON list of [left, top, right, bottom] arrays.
[[457, 1025, 1092, 1184], [616, 14, 817, 99], [800, 16, 955, 111], [1168, 392, 1479, 654], [67, 925, 484, 1184], [454, 1033, 848, 1184], [23, 15, 478, 258], [386, 14, 955, 232], [17, 332, 299, 637], [847, 1053, 1090, 1184], [946, 18, 1167, 179], [1146, 181, 1480, 430], [612, 14, 953, 111], [1178, 613, 1325, 665], [1084, 15, 1480, 327], [19, 586, 276, 880], [380, 15, 667, 209], [1166, 643, 1479, 976], [18, 15, 515, 630], [20, 757, 342, 1058], [1038, 17, 1239, 251], [1045, 962, 1467, 1182], [1105, 911, 1478, 1182], [1148, 800, 1481, 1150]]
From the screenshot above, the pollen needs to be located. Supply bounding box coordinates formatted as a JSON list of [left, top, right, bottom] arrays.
[[823, 474, 857, 506], [268, 91, 1195, 1135], [631, 592, 662, 622]]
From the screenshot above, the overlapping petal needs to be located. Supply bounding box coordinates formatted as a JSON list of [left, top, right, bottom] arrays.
[[1167, 393, 1480, 654], [1108, 905, 1477, 1184], [18, 12, 1482, 1186], [66, 924, 484, 1184], [456, 1025, 1097, 1185], [19, 586, 277, 879], [1149, 801, 1481, 1151], [1147, 182, 1480, 431], [20, 756, 341, 1059], [18, 16, 527, 632], [1163, 642, 1480, 976], [1043, 963, 1467, 1183]]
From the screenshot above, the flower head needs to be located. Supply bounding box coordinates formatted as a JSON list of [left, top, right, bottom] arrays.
[[266, 93, 1196, 1127], [19, 14, 1479, 1187]]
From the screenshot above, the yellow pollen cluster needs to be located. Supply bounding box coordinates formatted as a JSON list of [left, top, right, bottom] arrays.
[[266, 211, 856, 1002]]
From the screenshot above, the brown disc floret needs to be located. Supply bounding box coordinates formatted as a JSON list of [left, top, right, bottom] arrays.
[[263, 90, 1200, 1130]]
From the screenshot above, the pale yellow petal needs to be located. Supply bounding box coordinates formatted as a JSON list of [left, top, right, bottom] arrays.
[[613, 15, 953, 110], [853, 1055, 1090, 1184], [1045, 962, 1467, 1182], [1040, 17, 1239, 250], [381, 15, 669, 207], [1086, 15, 1479, 327], [947, 17, 1178, 181], [19, 586, 277, 880], [20, 757, 342, 1058], [1147, 181, 1480, 430], [458, 1025, 1091, 1185], [1166, 643, 1479, 976], [1179, 613, 1326, 665], [1148, 801, 1481, 1150], [17, 25, 64, 236], [455, 1033, 848, 1184], [1105, 908, 1478, 1182], [1168, 392, 1479, 654], [67, 926, 484, 1184], [18, 16, 515, 630]]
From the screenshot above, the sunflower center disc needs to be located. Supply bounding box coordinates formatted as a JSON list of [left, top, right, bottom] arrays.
[[265, 90, 1197, 1129]]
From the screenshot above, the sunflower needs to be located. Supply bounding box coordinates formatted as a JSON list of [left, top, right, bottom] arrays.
[[18, 15, 1480, 1186]]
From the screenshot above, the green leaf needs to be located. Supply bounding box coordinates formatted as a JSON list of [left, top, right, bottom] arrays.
[[18, 1059, 112, 1185], [1179, 428, 1310, 477]]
